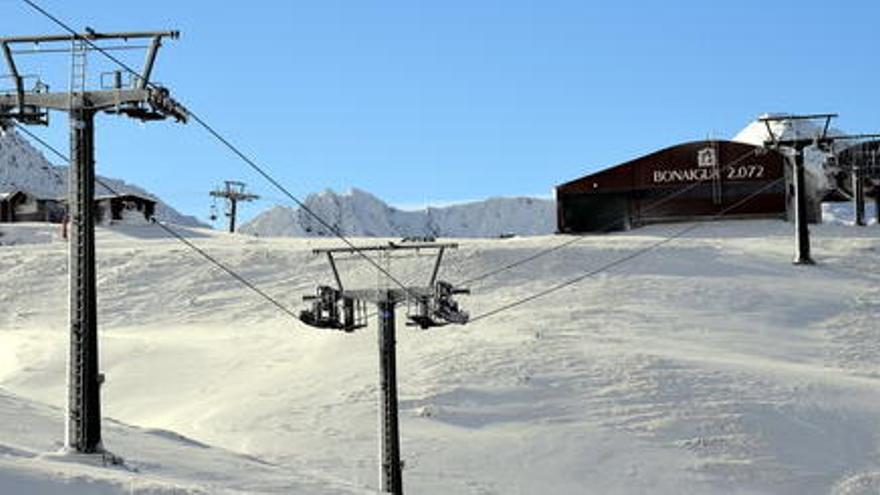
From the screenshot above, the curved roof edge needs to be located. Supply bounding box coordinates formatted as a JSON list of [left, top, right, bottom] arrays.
[[557, 139, 775, 190]]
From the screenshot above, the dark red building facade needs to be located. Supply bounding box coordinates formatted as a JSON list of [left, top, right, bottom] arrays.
[[556, 140, 788, 233]]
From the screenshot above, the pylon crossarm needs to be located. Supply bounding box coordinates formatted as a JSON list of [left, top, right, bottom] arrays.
[[0, 88, 187, 121], [0, 31, 180, 45], [312, 242, 459, 255], [341, 288, 431, 305]]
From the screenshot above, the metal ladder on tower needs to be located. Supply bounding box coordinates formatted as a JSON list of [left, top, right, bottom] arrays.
[[67, 35, 88, 447], [69, 37, 87, 97]]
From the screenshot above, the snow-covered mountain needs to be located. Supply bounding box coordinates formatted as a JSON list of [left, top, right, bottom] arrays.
[[241, 188, 555, 238], [0, 128, 204, 227]]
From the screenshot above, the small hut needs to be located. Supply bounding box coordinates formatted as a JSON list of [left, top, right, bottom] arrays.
[[94, 193, 157, 224], [0, 189, 65, 223]]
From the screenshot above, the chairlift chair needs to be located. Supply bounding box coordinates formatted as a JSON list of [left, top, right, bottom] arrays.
[[406, 294, 435, 329], [300, 286, 369, 332], [341, 296, 369, 332], [300, 285, 343, 329], [406, 280, 470, 329]]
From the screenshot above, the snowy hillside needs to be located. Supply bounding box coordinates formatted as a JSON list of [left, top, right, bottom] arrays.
[[1, 220, 879, 493], [823, 201, 878, 225], [0, 387, 370, 495], [0, 129, 204, 227], [240, 188, 555, 238]]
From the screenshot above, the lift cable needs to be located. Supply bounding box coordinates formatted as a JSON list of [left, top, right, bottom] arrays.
[[10, 122, 301, 320], [18, 0, 421, 302], [459, 146, 768, 287], [469, 176, 786, 323]]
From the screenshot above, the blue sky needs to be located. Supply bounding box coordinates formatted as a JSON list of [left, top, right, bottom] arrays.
[[3, 0, 878, 223]]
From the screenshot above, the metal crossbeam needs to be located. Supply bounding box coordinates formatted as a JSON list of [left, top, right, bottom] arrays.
[[313, 242, 459, 254], [758, 113, 838, 122], [0, 30, 179, 44]]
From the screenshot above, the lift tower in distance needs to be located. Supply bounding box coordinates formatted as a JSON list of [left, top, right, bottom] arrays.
[[209, 180, 259, 233], [761, 114, 880, 264], [299, 242, 470, 495], [761, 114, 836, 265], [846, 143, 880, 226], [0, 30, 187, 456]]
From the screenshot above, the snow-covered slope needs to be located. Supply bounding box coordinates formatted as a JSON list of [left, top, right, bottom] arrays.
[[1, 220, 879, 493], [0, 387, 370, 494], [823, 201, 878, 226], [0, 129, 204, 227], [241, 188, 554, 238]]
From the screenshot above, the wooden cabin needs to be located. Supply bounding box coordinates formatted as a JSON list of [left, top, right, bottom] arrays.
[[0, 189, 65, 223], [94, 193, 157, 224]]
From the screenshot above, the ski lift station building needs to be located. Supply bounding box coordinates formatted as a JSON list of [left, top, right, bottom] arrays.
[[556, 140, 792, 233]]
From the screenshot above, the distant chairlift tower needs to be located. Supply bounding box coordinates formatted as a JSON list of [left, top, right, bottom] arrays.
[[299, 242, 470, 495], [760, 114, 880, 264], [209, 180, 259, 233], [760, 114, 838, 265], [849, 144, 880, 227], [0, 30, 188, 456]]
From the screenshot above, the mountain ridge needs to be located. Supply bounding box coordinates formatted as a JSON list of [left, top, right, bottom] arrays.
[[240, 187, 556, 238], [0, 129, 205, 227]]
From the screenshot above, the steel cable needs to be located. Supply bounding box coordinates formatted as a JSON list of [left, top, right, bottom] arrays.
[[11, 122, 301, 320], [459, 146, 770, 287], [18, 0, 422, 302], [469, 176, 786, 323]]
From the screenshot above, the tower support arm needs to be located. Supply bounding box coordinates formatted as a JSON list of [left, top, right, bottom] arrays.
[[0, 88, 187, 121], [1, 42, 25, 115], [1, 42, 19, 78], [0, 31, 179, 45], [139, 36, 162, 89], [0, 89, 146, 111]]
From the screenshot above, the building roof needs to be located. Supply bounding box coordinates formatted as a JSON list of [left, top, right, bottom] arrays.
[[556, 140, 784, 195], [94, 193, 157, 203], [1, 186, 66, 202], [0, 189, 26, 201], [56, 193, 157, 204]]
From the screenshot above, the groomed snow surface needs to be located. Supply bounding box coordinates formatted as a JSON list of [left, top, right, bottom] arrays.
[[0, 219, 879, 494]]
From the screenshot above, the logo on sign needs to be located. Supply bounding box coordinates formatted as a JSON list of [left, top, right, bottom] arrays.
[[697, 147, 717, 169]]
